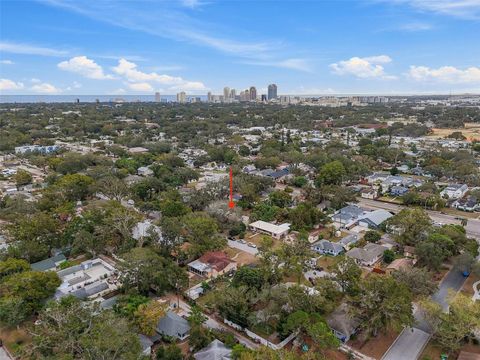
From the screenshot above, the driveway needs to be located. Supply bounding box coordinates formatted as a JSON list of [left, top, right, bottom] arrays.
[[382, 327, 431, 360], [382, 269, 467, 360], [227, 240, 258, 255], [431, 269, 466, 311]]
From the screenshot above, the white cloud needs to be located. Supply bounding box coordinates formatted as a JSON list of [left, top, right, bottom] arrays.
[[0, 79, 24, 90], [128, 82, 154, 92], [72, 81, 82, 88], [112, 88, 126, 95], [330, 55, 396, 79], [0, 41, 68, 57], [58, 56, 113, 79], [112, 58, 206, 90], [31, 78, 41, 83], [0, 60, 14, 65], [392, 0, 480, 19], [30, 82, 61, 94], [180, 0, 203, 8], [407, 65, 480, 83], [242, 58, 312, 72], [399, 22, 433, 31]]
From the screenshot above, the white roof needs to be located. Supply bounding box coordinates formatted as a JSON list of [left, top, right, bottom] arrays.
[[249, 220, 290, 235]]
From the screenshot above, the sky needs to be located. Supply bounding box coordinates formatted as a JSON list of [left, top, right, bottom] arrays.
[[0, 0, 479, 96]]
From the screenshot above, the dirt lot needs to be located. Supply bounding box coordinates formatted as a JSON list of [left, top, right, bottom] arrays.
[[224, 247, 259, 266], [429, 127, 480, 141], [460, 273, 479, 297], [0, 326, 31, 355], [348, 329, 399, 359]]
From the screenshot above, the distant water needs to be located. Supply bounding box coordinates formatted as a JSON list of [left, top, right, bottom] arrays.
[[0, 95, 207, 104]]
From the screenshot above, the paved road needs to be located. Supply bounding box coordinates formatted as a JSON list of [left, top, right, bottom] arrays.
[[382, 269, 467, 360], [357, 198, 480, 240], [227, 240, 258, 255]]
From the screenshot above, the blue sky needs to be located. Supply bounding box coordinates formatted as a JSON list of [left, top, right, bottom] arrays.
[[1, 0, 479, 95]]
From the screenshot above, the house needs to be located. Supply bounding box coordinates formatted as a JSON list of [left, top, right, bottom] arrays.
[[360, 188, 378, 199], [31, 253, 66, 272], [338, 234, 359, 250], [188, 251, 237, 278], [132, 221, 162, 242], [440, 184, 468, 200], [54, 258, 117, 300], [138, 334, 154, 356], [386, 258, 414, 274], [311, 239, 344, 256], [326, 303, 360, 342], [267, 167, 289, 181], [403, 246, 416, 258], [156, 311, 190, 340], [194, 339, 232, 360], [454, 196, 479, 212], [346, 243, 387, 266], [137, 166, 153, 176], [378, 234, 399, 250], [390, 186, 408, 196], [357, 209, 393, 229], [15, 145, 60, 154], [128, 147, 149, 154], [249, 220, 290, 239], [331, 205, 367, 229]]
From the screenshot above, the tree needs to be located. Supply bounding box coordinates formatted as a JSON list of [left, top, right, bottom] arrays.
[[251, 202, 280, 222], [351, 275, 413, 337], [421, 293, 480, 352], [27, 296, 142, 359], [452, 252, 480, 275], [383, 249, 395, 264], [331, 257, 361, 295], [14, 169, 33, 188], [182, 212, 225, 257], [387, 208, 432, 245], [0, 270, 60, 326], [118, 247, 186, 295], [0, 258, 30, 279], [306, 319, 340, 350], [156, 344, 183, 360], [232, 266, 265, 291], [95, 176, 129, 201], [55, 173, 94, 201], [287, 203, 325, 231], [392, 268, 437, 297], [7, 212, 59, 262], [364, 230, 381, 243], [187, 305, 207, 326], [268, 190, 292, 208], [134, 300, 167, 336], [316, 160, 346, 186]]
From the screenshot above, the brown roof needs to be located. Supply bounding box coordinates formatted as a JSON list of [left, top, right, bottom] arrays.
[[458, 352, 480, 360], [198, 251, 234, 272], [387, 258, 414, 271]]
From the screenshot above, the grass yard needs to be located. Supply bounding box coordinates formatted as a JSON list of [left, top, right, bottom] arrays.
[[0, 325, 32, 356]]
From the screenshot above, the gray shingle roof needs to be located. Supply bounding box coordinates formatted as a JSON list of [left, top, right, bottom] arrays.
[[156, 311, 190, 339], [194, 340, 232, 360], [31, 254, 66, 271]]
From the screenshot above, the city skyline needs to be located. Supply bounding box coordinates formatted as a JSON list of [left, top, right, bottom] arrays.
[[1, 0, 480, 95]]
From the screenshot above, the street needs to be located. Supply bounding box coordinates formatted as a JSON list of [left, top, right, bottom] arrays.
[[357, 198, 480, 240]]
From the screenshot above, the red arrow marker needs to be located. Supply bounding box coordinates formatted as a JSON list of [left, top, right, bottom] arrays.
[[228, 167, 235, 209]]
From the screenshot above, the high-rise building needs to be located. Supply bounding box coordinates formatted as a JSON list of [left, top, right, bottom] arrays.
[[268, 84, 278, 100], [223, 87, 231, 102], [230, 88, 236, 99], [155, 92, 161, 102], [249, 86, 257, 101], [176, 91, 187, 103], [261, 94, 267, 102], [207, 92, 213, 103]]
